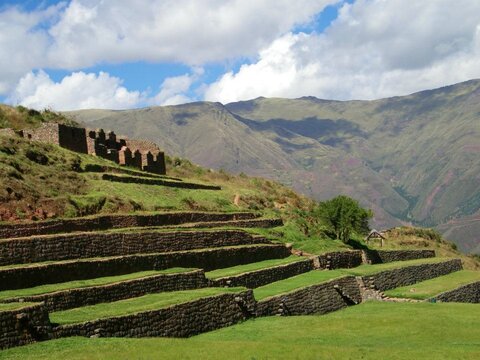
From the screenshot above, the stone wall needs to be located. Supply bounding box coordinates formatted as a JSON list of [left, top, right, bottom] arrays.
[[364, 249, 435, 264], [431, 281, 480, 303], [0, 230, 269, 266], [256, 276, 361, 316], [210, 259, 314, 289], [317, 251, 363, 269], [53, 290, 255, 339], [2, 270, 209, 312], [84, 164, 182, 180], [363, 259, 463, 291], [57, 124, 89, 154], [24, 123, 60, 146], [0, 211, 258, 239], [101, 174, 222, 190], [0, 303, 52, 350], [184, 218, 283, 229], [0, 244, 290, 291]]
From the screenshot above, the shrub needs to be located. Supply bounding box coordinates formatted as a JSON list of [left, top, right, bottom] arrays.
[[317, 195, 373, 243]]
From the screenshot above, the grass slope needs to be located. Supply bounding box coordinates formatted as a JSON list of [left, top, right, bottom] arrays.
[[205, 255, 304, 279], [2, 302, 479, 359], [384, 270, 480, 300], [50, 288, 246, 325], [0, 268, 192, 301]]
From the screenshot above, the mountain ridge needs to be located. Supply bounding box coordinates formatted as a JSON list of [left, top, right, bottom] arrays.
[[65, 79, 480, 253]]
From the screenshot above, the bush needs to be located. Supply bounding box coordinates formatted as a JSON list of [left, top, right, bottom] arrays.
[[317, 195, 373, 243]]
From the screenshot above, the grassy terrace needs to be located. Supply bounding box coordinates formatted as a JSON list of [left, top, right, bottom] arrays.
[[205, 256, 304, 279], [254, 270, 345, 300], [254, 258, 451, 300], [0, 244, 279, 271], [50, 287, 246, 325], [384, 270, 480, 300], [0, 302, 39, 312], [0, 268, 193, 301], [3, 302, 479, 359]]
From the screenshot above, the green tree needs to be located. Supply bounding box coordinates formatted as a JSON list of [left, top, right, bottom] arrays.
[[317, 195, 373, 243]]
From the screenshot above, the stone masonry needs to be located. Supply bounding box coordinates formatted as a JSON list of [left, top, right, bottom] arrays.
[[12, 123, 166, 175]]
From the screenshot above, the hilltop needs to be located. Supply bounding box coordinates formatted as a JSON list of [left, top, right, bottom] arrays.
[[66, 79, 480, 253]]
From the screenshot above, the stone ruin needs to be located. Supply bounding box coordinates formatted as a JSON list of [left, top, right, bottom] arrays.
[[11, 123, 166, 175]]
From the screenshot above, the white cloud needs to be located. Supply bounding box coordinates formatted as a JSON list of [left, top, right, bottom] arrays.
[[8, 70, 142, 111], [0, 0, 335, 95], [0, 4, 61, 94], [150, 68, 204, 106], [205, 0, 480, 102]]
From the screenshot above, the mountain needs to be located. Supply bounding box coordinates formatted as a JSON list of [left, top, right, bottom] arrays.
[[66, 80, 480, 253]]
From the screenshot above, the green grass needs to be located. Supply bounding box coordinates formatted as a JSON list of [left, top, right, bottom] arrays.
[[248, 223, 350, 254], [88, 178, 242, 213], [384, 270, 480, 300], [0, 302, 39, 312], [50, 287, 246, 325], [254, 270, 346, 300], [253, 258, 451, 300], [0, 268, 193, 301], [205, 256, 304, 279], [2, 302, 479, 359]]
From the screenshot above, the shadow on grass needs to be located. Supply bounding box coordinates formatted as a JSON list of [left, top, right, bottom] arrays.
[[346, 238, 370, 250]]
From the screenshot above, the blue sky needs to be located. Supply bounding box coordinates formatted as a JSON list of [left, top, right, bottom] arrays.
[[1, 0, 480, 110]]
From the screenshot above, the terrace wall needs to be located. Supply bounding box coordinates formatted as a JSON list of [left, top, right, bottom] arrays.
[[256, 276, 361, 316], [0, 212, 258, 239], [315, 250, 436, 270], [210, 259, 314, 289], [2, 270, 209, 312], [0, 244, 290, 291], [363, 259, 463, 291], [0, 230, 269, 265], [0, 304, 51, 350], [431, 281, 480, 303], [53, 290, 256, 339], [364, 249, 435, 264], [317, 251, 363, 269]]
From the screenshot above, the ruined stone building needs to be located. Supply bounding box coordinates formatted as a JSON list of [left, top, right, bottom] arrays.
[[16, 123, 166, 175]]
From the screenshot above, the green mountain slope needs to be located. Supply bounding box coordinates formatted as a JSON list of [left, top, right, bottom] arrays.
[[66, 80, 480, 253]]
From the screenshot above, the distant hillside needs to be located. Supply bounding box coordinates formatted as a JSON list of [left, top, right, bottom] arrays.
[[66, 80, 480, 253], [0, 105, 77, 130]]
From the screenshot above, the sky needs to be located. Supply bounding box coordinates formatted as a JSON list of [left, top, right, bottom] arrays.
[[1, 0, 480, 110]]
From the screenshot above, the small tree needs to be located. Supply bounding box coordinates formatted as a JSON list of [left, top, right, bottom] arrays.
[[317, 195, 373, 243]]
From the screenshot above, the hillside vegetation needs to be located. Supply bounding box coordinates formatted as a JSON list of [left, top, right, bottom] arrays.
[[66, 80, 480, 253], [0, 106, 478, 266], [0, 105, 77, 130]]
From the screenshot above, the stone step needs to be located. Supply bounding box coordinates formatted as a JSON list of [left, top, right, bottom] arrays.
[[0, 211, 259, 239], [0, 229, 270, 266], [0, 269, 208, 312], [0, 244, 291, 291]]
